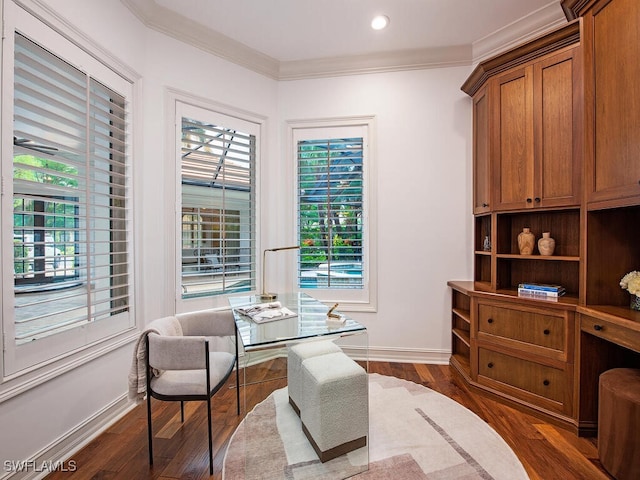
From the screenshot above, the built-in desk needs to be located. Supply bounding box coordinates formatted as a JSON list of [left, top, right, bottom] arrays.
[[576, 306, 640, 435]]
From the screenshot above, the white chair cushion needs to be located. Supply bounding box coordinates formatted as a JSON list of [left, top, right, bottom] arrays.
[[150, 351, 235, 397]]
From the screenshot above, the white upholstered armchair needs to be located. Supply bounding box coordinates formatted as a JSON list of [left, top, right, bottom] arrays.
[[143, 309, 239, 475]]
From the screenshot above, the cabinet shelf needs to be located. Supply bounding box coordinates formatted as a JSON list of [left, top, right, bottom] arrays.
[[474, 250, 492, 256], [451, 353, 471, 376], [495, 288, 580, 307], [452, 327, 471, 347], [497, 254, 580, 262], [452, 307, 471, 324]]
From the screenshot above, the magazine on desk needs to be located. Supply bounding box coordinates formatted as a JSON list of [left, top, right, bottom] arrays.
[[234, 301, 297, 323]]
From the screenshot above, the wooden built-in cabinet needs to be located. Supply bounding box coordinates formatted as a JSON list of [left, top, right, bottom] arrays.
[[449, 281, 577, 428], [492, 47, 581, 211], [472, 85, 491, 214], [578, 0, 640, 209], [452, 2, 640, 435], [476, 299, 575, 418], [450, 284, 473, 380]]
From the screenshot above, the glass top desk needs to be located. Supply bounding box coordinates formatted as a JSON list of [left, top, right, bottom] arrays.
[[229, 292, 367, 353], [228, 292, 369, 479]]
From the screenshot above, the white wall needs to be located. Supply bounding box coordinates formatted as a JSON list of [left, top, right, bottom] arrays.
[[279, 70, 473, 360], [0, 0, 472, 475]]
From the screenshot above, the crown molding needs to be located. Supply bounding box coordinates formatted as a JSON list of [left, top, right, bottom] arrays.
[[561, 0, 595, 20], [471, 1, 567, 63], [120, 0, 280, 79], [120, 0, 568, 81], [461, 20, 580, 97], [278, 45, 472, 81]]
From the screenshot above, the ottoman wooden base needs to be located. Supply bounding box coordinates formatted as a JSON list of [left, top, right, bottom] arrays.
[[302, 422, 367, 463]]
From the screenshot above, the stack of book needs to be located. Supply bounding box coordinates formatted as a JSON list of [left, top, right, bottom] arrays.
[[517, 283, 566, 300]]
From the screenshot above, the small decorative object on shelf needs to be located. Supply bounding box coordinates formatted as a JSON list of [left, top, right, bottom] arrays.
[[517, 227, 535, 255], [483, 235, 491, 252], [632, 295, 640, 312], [620, 271, 640, 311], [538, 232, 555, 256]]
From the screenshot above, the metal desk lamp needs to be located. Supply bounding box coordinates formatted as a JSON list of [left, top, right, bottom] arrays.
[[260, 245, 301, 301]]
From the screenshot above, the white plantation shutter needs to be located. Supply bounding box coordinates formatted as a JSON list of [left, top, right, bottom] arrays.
[[179, 112, 256, 299], [297, 137, 364, 289], [6, 31, 132, 373]]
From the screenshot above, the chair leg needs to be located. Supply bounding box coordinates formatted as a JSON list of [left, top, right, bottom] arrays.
[[207, 396, 213, 475], [180, 401, 184, 423], [147, 394, 153, 466]]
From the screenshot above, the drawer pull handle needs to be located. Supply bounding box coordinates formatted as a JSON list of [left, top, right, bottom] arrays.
[[487, 362, 494, 368], [487, 318, 494, 324], [543, 379, 550, 386], [594, 324, 603, 331], [543, 329, 550, 335]]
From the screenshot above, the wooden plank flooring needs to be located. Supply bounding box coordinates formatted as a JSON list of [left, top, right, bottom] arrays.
[[45, 361, 613, 479]]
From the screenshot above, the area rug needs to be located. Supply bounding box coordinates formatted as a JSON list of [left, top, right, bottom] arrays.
[[223, 373, 529, 479]]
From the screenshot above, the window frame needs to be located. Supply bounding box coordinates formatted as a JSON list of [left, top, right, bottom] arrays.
[[289, 117, 377, 312], [0, 1, 138, 385], [170, 94, 264, 313]]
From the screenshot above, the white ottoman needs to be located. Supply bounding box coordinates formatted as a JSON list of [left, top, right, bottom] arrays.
[[301, 351, 368, 462], [287, 340, 342, 415]]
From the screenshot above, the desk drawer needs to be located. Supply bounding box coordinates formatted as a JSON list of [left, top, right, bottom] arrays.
[[478, 348, 566, 404], [478, 302, 566, 352], [581, 315, 640, 354]]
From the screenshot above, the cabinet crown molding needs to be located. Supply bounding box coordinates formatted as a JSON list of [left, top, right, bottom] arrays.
[[561, 0, 598, 20], [461, 20, 580, 97]]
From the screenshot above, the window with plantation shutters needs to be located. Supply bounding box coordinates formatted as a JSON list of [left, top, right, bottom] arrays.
[[291, 118, 376, 310], [297, 135, 365, 290], [3, 28, 133, 375], [179, 110, 256, 299]]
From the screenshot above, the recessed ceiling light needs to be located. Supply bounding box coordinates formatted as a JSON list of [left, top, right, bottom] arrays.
[[371, 15, 390, 30]]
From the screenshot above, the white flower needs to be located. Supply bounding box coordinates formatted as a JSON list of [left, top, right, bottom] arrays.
[[620, 271, 640, 294]]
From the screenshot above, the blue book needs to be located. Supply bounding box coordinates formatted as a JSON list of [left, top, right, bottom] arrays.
[[518, 283, 565, 292], [518, 287, 565, 298]]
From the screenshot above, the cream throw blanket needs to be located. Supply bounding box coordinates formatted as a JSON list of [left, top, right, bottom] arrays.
[[127, 316, 183, 402]]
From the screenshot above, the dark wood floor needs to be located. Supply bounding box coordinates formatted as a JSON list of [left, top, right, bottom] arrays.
[[45, 361, 613, 480]]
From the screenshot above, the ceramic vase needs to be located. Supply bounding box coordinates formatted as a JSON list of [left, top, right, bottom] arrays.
[[538, 232, 555, 256], [631, 294, 640, 311], [517, 228, 535, 255]]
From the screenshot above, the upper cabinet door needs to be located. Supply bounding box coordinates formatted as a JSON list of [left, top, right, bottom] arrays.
[[534, 48, 582, 209], [492, 47, 581, 212], [583, 0, 640, 208], [473, 85, 491, 214], [493, 66, 534, 211]]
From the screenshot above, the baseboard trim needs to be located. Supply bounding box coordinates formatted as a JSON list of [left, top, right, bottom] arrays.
[[344, 346, 451, 365], [0, 394, 134, 480], [240, 345, 451, 367]]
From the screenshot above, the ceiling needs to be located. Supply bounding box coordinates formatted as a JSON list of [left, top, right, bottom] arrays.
[[121, 0, 568, 80]]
